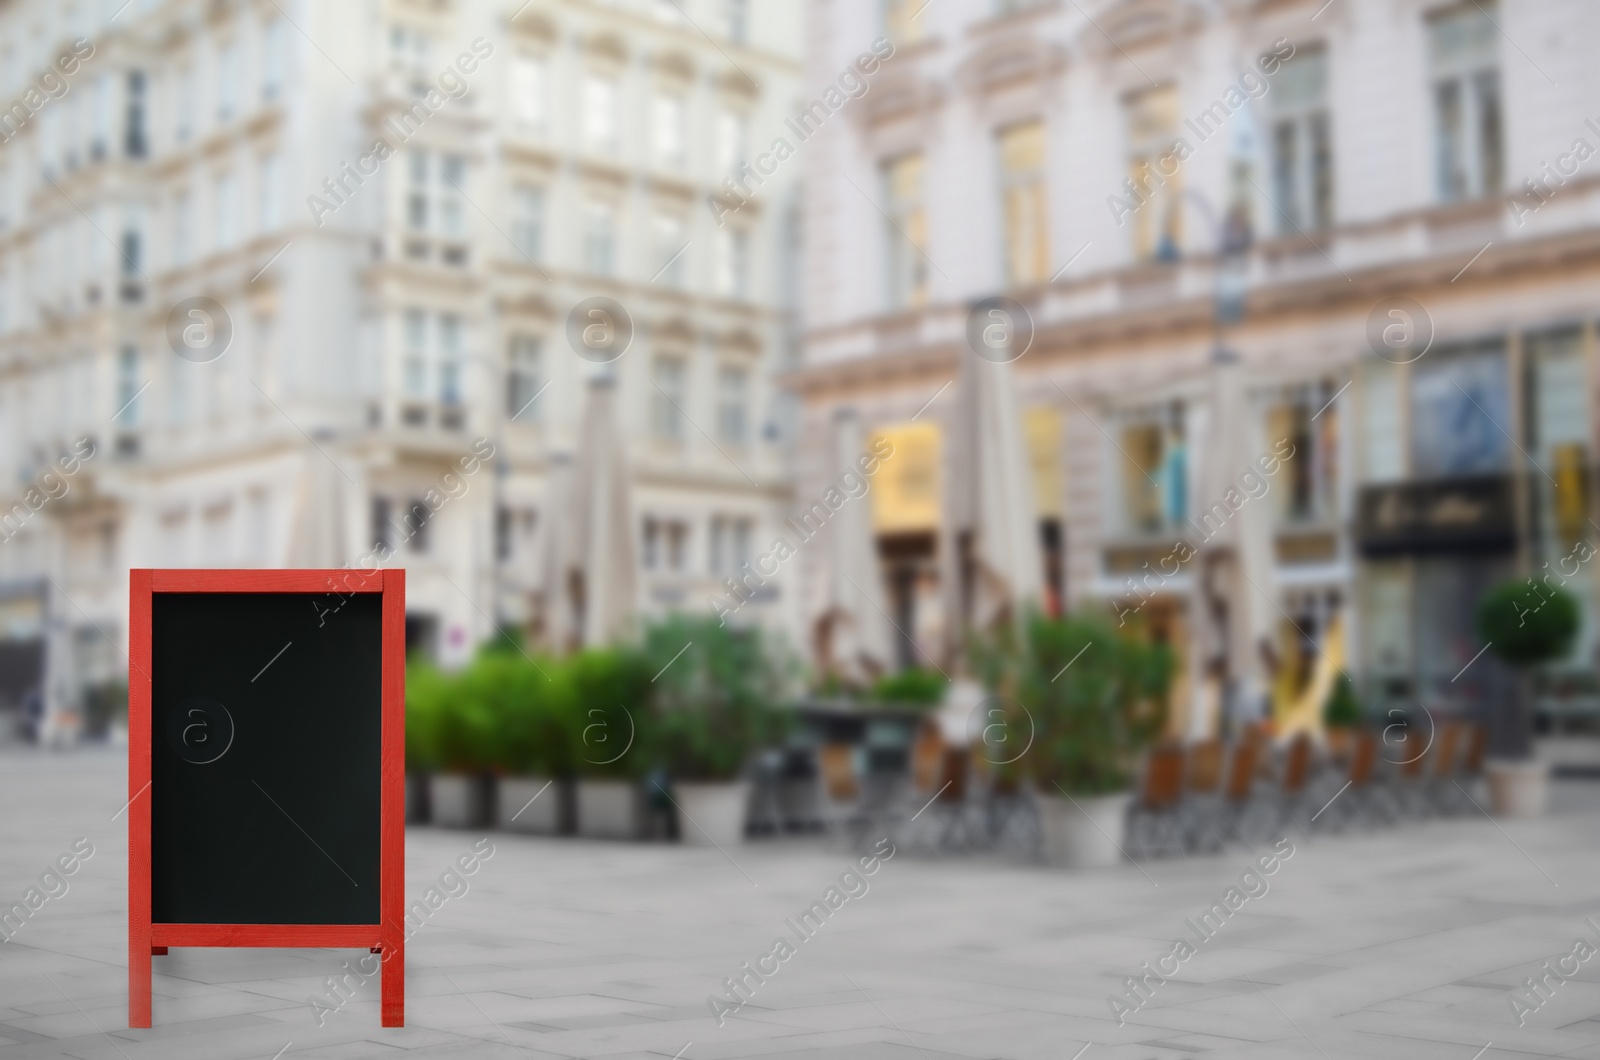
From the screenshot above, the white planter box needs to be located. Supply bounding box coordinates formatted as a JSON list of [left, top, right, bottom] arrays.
[[1037, 791, 1132, 868], [1486, 759, 1549, 818], [431, 773, 489, 829], [575, 779, 642, 839], [674, 781, 750, 847], [497, 776, 562, 834]]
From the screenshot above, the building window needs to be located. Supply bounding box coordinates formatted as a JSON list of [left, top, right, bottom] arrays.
[[709, 516, 753, 576], [124, 70, 146, 158], [643, 517, 691, 572], [438, 155, 465, 237], [1411, 344, 1509, 478], [715, 227, 748, 299], [653, 92, 686, 167], [511, 55, 547, 133], [170, 191, 190, 267], [407, 151, 428, 231], [724, 0, 749, 44], [405, 498, 431, 553], [643, 517, 661, 569], [258, 153, 280, 232], [652, 356, 686, 440], [389, 24, 430, 72], [116, 346, 141, 427], [371, 497, 393, 552], [583, 75, 618, 152], [717, 366, 748, 445], [715, 109, 746, 176], [1117, 405, 1186, 536], [403, 309, 427, 398], [262, 19, 285, 101], [654, 214, 686, 287], [883, 152, 927, 309], [507, 335, 543, 421], [1124, 85, 1183, 262], [1270, 48, 1333, 232], [216, 41, 239, 123], [585, 201, 616, 275], [999, 120, 1048, 286], [511, 184, 543, 262], [214, 172, 237, 252], [1430, 2, 1502, 202], [1267, 380, 1340, 525], [883, 0, 924, 48], [174, 64, 193, 143], [496, 506, 536, 562], [437, 314, 462, 406]]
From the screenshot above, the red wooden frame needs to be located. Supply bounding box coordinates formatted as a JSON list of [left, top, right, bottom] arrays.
[[128, 568, 405, 1028]]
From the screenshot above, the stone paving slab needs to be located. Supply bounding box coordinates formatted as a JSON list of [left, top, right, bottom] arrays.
[[8, 748, 1600, 1058]]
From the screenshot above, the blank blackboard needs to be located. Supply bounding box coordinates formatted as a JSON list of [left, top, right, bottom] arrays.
[[150, 592, 383, 925]]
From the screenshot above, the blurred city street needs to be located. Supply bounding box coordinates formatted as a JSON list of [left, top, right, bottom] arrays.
[[8, 748, 1600, 1059]]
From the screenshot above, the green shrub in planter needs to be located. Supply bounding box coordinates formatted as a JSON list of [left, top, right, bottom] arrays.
[[569, 646, 656, 779], [456, 650, 575, 777], [1322, 673, 1362, 730], [405, 661, 452, 773], [1478, 579, 1581, 760], [644, 615, 786, 782], [869, 668, 947, 708], [1012, 612, 1174, 795]]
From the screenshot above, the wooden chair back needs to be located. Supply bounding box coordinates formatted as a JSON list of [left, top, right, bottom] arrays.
[[1461, 723, 1488, 775], [1281, 734, 1313, 795], [910, 724, 943, 791], [1224, 739, 1258, 803], [1187, 739, 1224, 794], [940, 747, 968, 802], [1432, 721, 1462, 780], [1140, 744, 1186, 810], [1348, 730, 1376, 788], [818, 743, 859, 802]]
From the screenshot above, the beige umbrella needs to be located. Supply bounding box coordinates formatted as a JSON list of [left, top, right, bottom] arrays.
[[287, 449, 348, 568], [1194, 353, 1277, 728], [813, 408, 894, 681], [566, 375, 638, 647], [538, 450, 577, 651], [941, 347, 1046, 664]]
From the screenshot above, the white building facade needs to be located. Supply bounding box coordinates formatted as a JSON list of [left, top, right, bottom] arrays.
[[0, 0, 802, 739], [793, 0, 1600, 736]]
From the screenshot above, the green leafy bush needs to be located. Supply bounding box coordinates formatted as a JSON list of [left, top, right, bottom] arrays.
[[644, 615, 787, 782], [568, 646, 656, 779], [1010, 612, 1174, 795], [1478, 580, 1581, 668], [1322, 673, 1363, 729], [869, 668, 947, 707]]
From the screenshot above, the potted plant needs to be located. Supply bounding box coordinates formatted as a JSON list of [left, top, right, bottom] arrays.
[[646, 616, 786, 847], [487, 650, 576, 835], [1013, 612, 1173, 868], [1476, 579, 1580, 818], [869, 668, 948, 709], [570, 646, 656, 839], [425, 660, 497, 828], [1321, 674, 1363, 757], [404, 662, 449, 823]]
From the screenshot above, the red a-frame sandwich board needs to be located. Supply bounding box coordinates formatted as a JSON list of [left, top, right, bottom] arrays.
[[127, 568, 405, 1027]]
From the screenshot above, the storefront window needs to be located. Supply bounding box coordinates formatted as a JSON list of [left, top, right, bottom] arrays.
[[1116, 403, 1185, 536], [1410, 344, 1509, 479], [1267, 379, 1340, 525]]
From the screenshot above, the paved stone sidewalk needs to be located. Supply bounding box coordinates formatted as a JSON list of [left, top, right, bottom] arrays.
[[5, 748, 1600, 1059]]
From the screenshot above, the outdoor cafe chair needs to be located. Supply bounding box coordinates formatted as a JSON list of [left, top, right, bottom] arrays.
[[1421, 721, 1464, 817], [1234, 734, 1312, 843], [1128, 743, 1187, 860], [817, 742, 872, 850], [1309, 729, 1377, 834], [1439, 722, 1488, 815], [979, 762, 1040, 854], [1193, 738, 1260, 852], [898, 724, 973, 851], [1177, 738, 1224, 851]]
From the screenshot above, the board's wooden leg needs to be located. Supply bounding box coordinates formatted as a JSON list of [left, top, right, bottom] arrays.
[[380, 942, 404, 1027], [151, 946, 167, 955], [129, 939, 151, 1027]]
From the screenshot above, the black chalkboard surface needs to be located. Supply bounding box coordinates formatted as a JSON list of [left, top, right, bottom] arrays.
[[150, 592, 383, 925]]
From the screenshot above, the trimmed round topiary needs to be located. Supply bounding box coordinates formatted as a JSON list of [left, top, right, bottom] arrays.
[[1478, 580, 1580, 669]]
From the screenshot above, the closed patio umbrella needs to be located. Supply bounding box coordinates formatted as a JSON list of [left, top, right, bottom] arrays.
[[813, 408, 894, 682], [287, 448, 349, 568], [1194, 352, 1278, 731], [940, 346, 1046, 665], [566, 374, 638, 647]]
